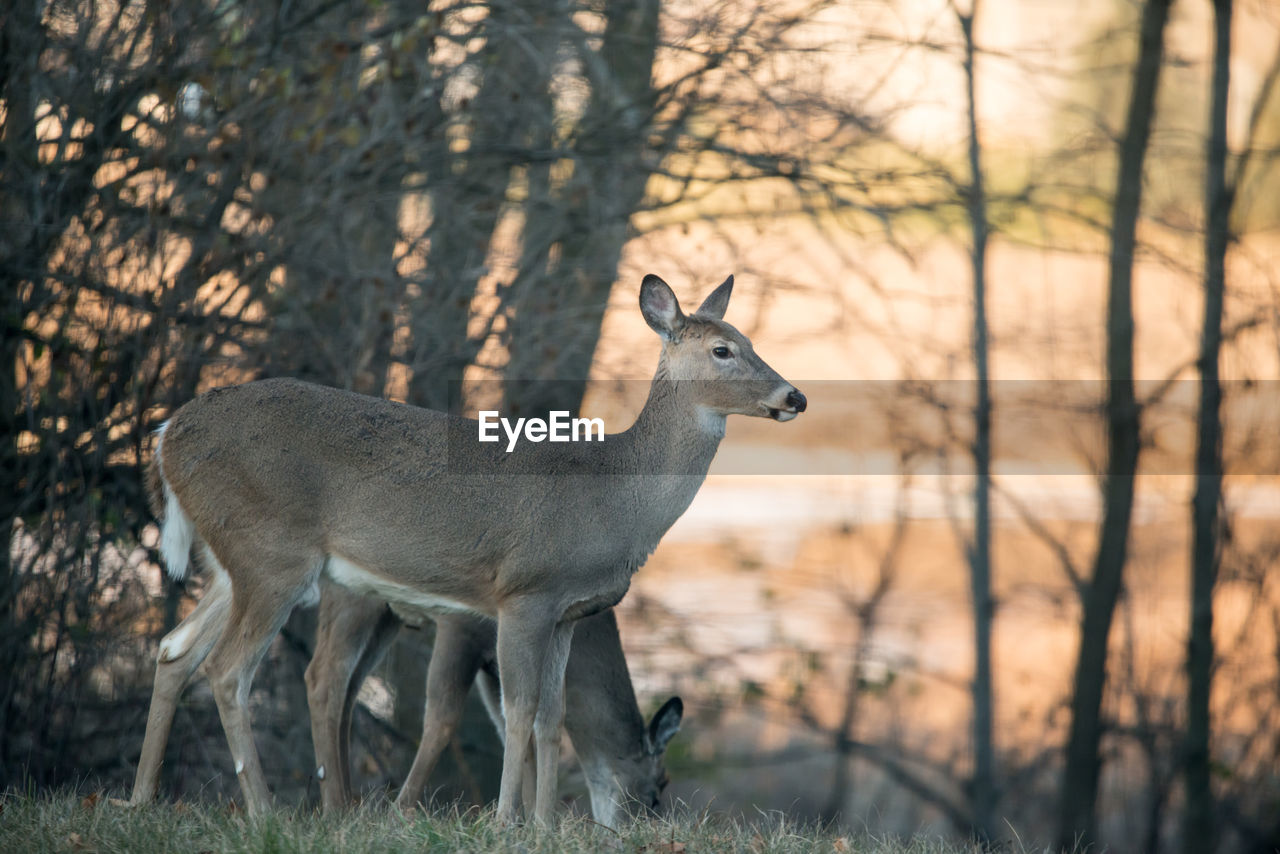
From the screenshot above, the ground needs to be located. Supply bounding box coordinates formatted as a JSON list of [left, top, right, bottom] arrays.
[[0, 790, 1011, 854]]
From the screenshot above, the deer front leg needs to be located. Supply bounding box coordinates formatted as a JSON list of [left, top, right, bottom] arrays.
[[494, 597, 558, 825], [532, 619, 574, 827], [395, 615, 489, 811], [306, 585, 398, 813], [474, 668, 538, 813]]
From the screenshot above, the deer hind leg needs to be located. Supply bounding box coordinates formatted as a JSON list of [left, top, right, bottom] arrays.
[[532, 620, 574, 826], [201, 547, 321, 818], [494, 597, 559, 825], [336, 598, 401, 806], [395, 614, 490, 811], [131, 560, 232, 805], [306, 583, 397, 813]]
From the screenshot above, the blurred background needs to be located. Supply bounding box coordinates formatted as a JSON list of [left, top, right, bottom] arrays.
[[3, 0, 1280, 851]]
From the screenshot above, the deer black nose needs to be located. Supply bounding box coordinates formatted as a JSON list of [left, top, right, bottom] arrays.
[[787, 389, 807, 412]]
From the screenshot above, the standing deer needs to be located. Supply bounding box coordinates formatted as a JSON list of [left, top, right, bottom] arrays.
[[304, 588, 682, 826], [130, 274, 804, 824]]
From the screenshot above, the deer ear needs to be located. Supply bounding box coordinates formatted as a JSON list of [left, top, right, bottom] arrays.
[[640, 275, 685, 341], [648, 696, 683, 754], [694, 275, 733, 320]]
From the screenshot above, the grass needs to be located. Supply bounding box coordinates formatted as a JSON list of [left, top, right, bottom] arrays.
[[0, 790, 1001, 854]]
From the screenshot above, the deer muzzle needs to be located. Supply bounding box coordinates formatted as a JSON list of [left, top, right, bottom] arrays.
[[766, 387, 806, 421]]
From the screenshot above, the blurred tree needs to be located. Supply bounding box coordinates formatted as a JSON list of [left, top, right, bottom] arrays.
[[1183, 1, 1230, 851], [1056, 0, 1171, 849], [500, 0, 661, 418], [955, 0, 995, 839]]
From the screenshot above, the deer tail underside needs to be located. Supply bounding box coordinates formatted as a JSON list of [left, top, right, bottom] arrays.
[[151, 421, 195, 582]]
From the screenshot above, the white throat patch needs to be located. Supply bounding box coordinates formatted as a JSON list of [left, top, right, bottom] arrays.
[[695, 406, 726, 438]]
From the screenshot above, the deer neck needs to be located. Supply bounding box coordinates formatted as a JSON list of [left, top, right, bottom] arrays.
[[565, 614, 649, 827], [565, 613, 648, 765], [623, 369, 724, 479], [605, 369, 724, 567]]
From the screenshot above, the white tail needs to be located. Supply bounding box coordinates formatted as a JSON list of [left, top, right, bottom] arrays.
[[154, 424, 196, 582], [129, 273, 804, 823]]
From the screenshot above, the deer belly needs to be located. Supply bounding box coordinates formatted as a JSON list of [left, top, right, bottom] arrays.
[[324, 554, 480, 617]]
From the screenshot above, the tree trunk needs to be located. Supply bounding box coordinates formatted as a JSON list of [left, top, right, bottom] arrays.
[[959, 2, 995, 841], [1055, 1, 1170, 849], [1183, 1, 1231, 851], [405, 0, 566, 412], [819, 623, 870, 825], [501, 0, 661, 417]]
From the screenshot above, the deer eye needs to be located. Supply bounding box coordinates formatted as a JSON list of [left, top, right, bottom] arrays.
[[712, 345, 732, 360]]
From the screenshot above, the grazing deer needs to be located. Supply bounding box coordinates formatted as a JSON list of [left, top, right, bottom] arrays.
[[131, 579, 681, 825], [130, 274, 804, 824], [305, 586, 682, 827]]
